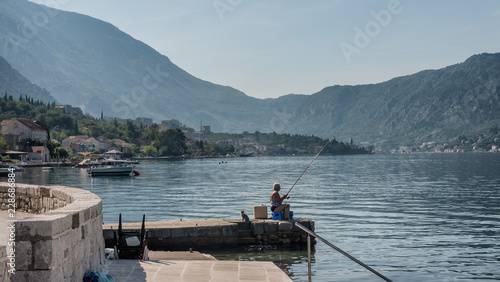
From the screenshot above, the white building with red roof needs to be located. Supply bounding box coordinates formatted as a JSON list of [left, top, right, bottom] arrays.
[[1, 119, 48, 151], [28, 145, 50, 162]]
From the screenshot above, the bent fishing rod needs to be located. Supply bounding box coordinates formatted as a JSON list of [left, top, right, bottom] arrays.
[[285, 137, 334, 196]]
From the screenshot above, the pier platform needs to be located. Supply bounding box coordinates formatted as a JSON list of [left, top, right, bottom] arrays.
[[103, 218, 315, 250], [102, 259, 293, 282], [102, 218, 311, 281]]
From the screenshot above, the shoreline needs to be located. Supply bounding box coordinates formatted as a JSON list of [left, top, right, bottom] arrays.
[[1, 150, 497, 169]]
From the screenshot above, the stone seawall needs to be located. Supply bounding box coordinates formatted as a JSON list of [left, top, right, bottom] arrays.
[[0, 246, 9, 282], [0, 185, 70, 213], [0, 183, 104, 282], [103, 218, 315, 250]]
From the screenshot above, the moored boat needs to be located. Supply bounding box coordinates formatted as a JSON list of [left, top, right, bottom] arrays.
[[0, 165, 21, 176], [88, 159, 135, 176], [0, 168, 11, 177], [8, 165, 23, 172]]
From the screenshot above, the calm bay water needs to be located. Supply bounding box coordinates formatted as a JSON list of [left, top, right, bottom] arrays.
[[14, 153, 500, 281]]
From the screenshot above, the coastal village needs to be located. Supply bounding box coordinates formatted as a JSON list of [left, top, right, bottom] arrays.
[[0, 102, 372, 164], [0, 116, 265, 163], [0, 108, 499, 164]]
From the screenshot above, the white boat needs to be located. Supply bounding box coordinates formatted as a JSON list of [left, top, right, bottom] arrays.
[[88, 159, 136, 176], [76, 159, 101, 167], [8, 165, 23, 172], [0, 165, 22, 176], [0, 168, 11, 177]]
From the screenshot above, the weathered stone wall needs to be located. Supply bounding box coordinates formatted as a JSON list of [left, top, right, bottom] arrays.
[[0, 183, 104, 282], [5, 185, 70, 213], [238, 219, 315, 246], [102, 218, 315, 250], [0, 246, 9, 282]]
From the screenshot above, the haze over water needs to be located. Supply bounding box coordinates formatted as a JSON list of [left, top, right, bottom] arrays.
[[15, 153, 500, 281]]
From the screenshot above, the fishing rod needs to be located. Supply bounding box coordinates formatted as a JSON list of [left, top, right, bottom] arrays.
[[286, 137, 334, 196]]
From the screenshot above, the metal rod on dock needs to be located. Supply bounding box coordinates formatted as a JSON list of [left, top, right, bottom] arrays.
[[296, 223, 392, 282]]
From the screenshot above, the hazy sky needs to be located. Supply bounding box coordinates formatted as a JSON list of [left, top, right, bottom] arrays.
[[30, 0, 500, 99]]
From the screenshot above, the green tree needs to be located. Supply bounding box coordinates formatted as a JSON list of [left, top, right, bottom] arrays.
[[52, 146, 69, 160], [73, 120, 79, 135], [158, 146, 169, 156], [123, 146, 139, 158], [0, 136, 8, 150], [142, 123, 159, 140], [126, 120, 138, 138], [155, 128, 186, 156], [143, 145, 157, 156]]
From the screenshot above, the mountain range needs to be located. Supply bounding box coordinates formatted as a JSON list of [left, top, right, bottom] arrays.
[[286, 53, 500, 146], [0, 0, 499, 148], [0, 55, 56, 103], [0, 0, 306, 133]]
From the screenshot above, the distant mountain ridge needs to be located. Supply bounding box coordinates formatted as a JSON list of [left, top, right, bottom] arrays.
[[284, 53, 500, 146], [0, 0, 498, 148], [0, 56, 56, 103], [0, 0, 307, 132]]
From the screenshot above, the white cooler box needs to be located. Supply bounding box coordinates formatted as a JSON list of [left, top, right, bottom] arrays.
[[253, 205, 268, 219]]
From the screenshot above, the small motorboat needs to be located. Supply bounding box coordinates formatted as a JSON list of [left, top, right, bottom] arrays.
[[88, 159, 135, 176], [8, 165, 23, 172], [0, 168, 11, 177]]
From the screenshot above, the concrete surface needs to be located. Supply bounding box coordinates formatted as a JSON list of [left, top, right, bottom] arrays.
[[102, 259, 294, 282], [147, 251, 217, 261]]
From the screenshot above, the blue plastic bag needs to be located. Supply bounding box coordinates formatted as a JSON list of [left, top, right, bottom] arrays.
[[83, 270, 115, 282]]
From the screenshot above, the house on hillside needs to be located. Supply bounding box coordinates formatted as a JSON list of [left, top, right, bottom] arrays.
[[201, 125, 211, 133], [112, 138, 134, 151], [134, 117, 153, 125], [62, 136, 112, 153], [161, 119, 183, 128], [28, 145, 50, 162], [62, 135, 98, 152], [1, 119, 48, 151], [54, 105, 83, 115], [185, 141, 195, 151], [70, 140, 95, 152], [61, 135, 88, 147], [87, 137, 111, 152]]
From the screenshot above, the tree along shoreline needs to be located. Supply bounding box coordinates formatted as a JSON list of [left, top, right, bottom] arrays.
[[0, 95, 372, 160]]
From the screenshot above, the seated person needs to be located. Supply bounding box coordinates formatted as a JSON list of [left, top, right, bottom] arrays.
[[270, 183, 290, 218]]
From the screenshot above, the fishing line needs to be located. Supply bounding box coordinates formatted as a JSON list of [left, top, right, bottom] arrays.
[[286, 137, 333, 196]]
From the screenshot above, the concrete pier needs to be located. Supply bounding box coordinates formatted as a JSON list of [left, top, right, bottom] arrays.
[[103, 218, 315, 250], [103, 259, 293, 282]]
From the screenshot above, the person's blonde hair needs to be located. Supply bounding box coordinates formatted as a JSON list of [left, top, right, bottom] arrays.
[[273, 183, 281, 190]]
